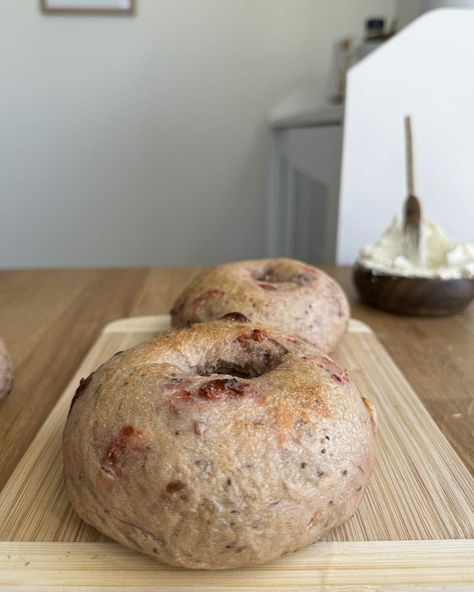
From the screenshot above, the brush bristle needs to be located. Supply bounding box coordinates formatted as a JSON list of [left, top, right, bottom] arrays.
[[404, 194, 421, 260]]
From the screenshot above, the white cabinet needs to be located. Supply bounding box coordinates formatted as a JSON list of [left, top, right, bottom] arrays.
[[266, 112, 343, 265]]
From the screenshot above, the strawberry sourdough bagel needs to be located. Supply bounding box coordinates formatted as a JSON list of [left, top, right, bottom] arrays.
[[63, 315, 376, 570], [0, 338, 13, 400], [170, 258, 350, 353]]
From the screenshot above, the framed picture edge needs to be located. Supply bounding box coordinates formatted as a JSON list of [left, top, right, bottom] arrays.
[[40, 0, 135, 15]]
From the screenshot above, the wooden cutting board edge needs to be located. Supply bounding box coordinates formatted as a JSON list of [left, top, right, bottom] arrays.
[[1, 539, 473, 591]]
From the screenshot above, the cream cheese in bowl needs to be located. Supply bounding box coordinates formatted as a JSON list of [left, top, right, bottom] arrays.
[[357, 217, 474, 279]]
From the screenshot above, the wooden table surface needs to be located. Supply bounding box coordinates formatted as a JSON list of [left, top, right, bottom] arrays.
[[0, 267, 473, 493]]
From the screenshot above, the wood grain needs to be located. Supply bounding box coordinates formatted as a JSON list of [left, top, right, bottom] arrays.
[[0, 265, 473, 497], [0, 316, 472, 546], [1, 540, 473, 591]]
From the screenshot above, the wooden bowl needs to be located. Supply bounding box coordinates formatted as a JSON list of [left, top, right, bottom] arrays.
[[353, 263, 474, 316]]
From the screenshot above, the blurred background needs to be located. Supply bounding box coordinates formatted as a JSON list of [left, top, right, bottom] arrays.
[[0, 0, 472, 268]]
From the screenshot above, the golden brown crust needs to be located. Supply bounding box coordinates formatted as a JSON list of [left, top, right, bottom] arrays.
[[0, 338, 13, 400], [170, 258, 350, 352], [63, 318, 376, 569], [362, 397, 378, 434]]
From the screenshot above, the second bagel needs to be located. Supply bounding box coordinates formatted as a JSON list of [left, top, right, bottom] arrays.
[[171, 258, 349, 352]]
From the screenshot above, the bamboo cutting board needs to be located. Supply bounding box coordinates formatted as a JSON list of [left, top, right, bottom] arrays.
[[0, 316, 473, 591]]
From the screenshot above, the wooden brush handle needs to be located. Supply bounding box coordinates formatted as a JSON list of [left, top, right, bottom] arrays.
[[404, 115, 415, 195]]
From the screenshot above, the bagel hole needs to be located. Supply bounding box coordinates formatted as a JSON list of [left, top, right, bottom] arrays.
[[199, 359, 266, 379], [199, 351, 284, 379], [254, 267, 278, 283], [198, 330, 288, 379], [254, 266, 310, 286]]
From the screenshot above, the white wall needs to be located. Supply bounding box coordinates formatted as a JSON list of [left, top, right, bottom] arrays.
[[397, 0, 422, 25], [0, 0, 395, 268]]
